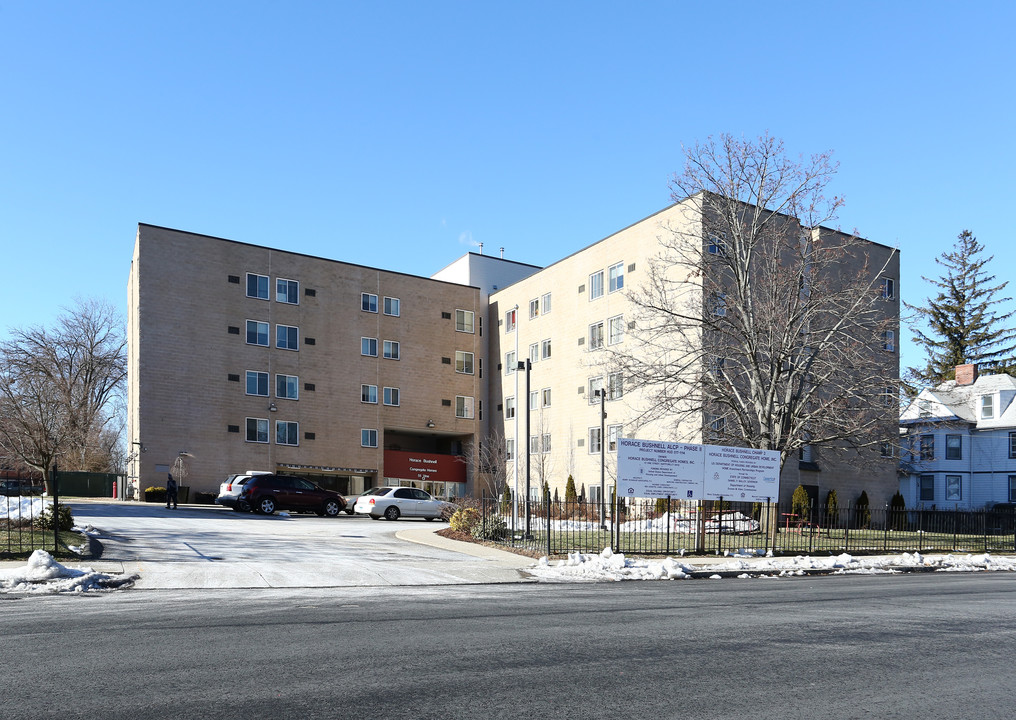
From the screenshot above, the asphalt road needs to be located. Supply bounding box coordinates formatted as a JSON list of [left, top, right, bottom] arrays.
[[6, 572, 1016, 719]]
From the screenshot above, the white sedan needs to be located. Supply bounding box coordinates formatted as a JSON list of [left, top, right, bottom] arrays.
[[353, 487, 457, 521]]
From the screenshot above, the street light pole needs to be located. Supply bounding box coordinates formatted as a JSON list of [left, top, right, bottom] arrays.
[[520, 357, 532, 537], [598, 388, 606, 529]]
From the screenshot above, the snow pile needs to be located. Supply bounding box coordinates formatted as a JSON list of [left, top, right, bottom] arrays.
[[0, 550, 135, 594], [0, 495, 49, 520], [528, 549, 1016, 582]]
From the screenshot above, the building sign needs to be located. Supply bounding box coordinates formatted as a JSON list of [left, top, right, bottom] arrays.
[[618, 439, 780, 501], [384, 449, 466, 484]]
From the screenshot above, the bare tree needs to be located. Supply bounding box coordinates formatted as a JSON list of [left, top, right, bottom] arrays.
[[611, 134, 898, 470], [468, 427, 514, 500], [0, 299, 127, 473]]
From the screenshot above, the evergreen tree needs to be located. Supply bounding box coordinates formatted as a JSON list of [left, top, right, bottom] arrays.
[[907, 230, 1016, 386], [565, 475, 578, 502]]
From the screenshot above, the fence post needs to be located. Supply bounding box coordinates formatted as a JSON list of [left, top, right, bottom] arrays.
[[546, 491, 551, 558], [51, 463, 60, 553], [666, 496, 672, 556], [844, 503, 851, 553], [883, 504, 889, 553]]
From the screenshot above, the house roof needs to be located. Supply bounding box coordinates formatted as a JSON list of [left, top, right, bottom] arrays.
[[902, 373, 1016, 429]]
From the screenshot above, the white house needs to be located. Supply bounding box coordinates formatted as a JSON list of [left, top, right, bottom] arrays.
[[900, 364, 1016, 509]]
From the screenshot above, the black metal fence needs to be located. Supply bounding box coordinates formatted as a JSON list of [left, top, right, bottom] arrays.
[[0, 471, 55, 557], [477, 495, 1016, 557]]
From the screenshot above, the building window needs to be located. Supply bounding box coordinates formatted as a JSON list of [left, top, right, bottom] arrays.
[[608, 372, 623, 400], [608, 262, 624, 293], [383, 387, 400, 406], [276, 278, 299, 304], [542, 387, 551, 408], [1009, 475, 1016, 502], [589, 270, 604, 300], [588, 376, 604, 404], [505, 351, 516, 374], [608, 424, 621, 452], [276, 421, 298, 446], [276, 325, 299, 350], [529, 342, 539, 364], [707, 232, 727, 255], [881, 278, 895, 300], [713, 293, 727, 317], [708, 414, 726, 438], [246, 320, 269, 346], [541, 338, 551, 360], [276, 374, 298, 400], [946, 435, 962, 460], [608, 315, 624, 345], [880, 441, 893, 458], [505, 396, 516, 419], [361, 429, 378, 448], [529, 391, 539, 411], [530, 435, 541, 454], [361, 293, 378, 313], [361, 337, 378, 357], [919, 474, 935, 502], [246, 273, 269, 300], [455, 309, 474, 333], [542, 292, 552, 314], [453, 351, 474, 374], [588, 427, 602, 453], [1010, 432, 1016, 459], [529, 298, 540, 319], [456, 396, 474, 419], [506, 438, 515, 461], [361, 384, 378, 404], [883, 330, 895, 352], [383, 296, 400, 316], [588, 322, 604, 350], [981, 394, 994, 419], [916, 397, 931, 415], [246, 417, 268, 443], [505, 309, 516, 333], [945, 475, 962, 501], [246, 371, 268, 397], [920, 434, 935, 461], [542, 434, 551, 454], [383, 340, 400, 360]]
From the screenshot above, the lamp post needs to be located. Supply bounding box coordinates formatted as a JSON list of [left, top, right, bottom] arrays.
[[519, 357, 532, 536], [596, 388, 606, 529]]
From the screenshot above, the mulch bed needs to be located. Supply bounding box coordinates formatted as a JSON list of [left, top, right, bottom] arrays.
[[435, 527, 545, 559]]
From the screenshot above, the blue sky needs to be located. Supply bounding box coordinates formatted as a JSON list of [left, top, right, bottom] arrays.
[[2, 1, 1014, 376]]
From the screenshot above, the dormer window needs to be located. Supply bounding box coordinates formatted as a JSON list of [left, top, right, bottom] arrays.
[[981, 394, 994, 419], [918, 399, 931, 417]]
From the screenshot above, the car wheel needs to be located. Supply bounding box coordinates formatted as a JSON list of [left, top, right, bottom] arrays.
[[384, 505, 401, 521], [344, 508, 356, 515], [425, 516, 434, 522], [323, 500, 342, 517], [237, 499, 251, 512], [257, 497, 276, 515]]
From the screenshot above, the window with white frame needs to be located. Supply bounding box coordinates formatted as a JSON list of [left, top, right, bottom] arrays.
[[276, 421, 298, 446], [881, 278, 895, 300], [505, 351, 516, 374], [542, 292, 551, 314], [455, 351, 474, 374], [608, 424, 621, 452], [589, 270, 604, 300], [529, 390, 538, 411], [276, 324, 299, 350], [981, 394, 994, 419], [919, 474, 935, 502], [542, 387, 551, 407], [541, 338, 551, 360], [505, 396, 516, 419], [506, 438, 515, 461], [383, 386, 400, 406], [276, 278, 299, 304], [276, 374, 298, 400], [361, 384, 378, 404], [608, 372, 623, 400], [246, 417, 268, 443], [361, 429, 378, 447], [608, 315, 624, 345], [246, 371, 268, 396], [529, 342, 539, 364], [530, 435, 540, 454], [588, 427, 602, 453], [246, 320, 269, 346], [529, 298, 539, 319], [946, 475, 962, 501], [505, 308, 516, 333], [588, 376, 604, 404], [920, 434, 934, 461], [883, 330, 895, 352], [542, 433, 551, 453], [917, 398, 931, 416], [247, 273, 269, 300], [456, 396, 474, 419], [361, 293, 378, 313], [383, 340, 400, 360], [608, 262, 624, 293], [361, 337, 378, 357], [455, 309, 474, 333], [589, 321, 604, 350], [383, 296, 400, 316], [707, 232, 727, 255]]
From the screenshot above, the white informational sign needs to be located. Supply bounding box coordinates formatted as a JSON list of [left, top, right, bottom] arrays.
[[703, 445, 780, 502], [617, 439, 705, 499], [617, 438, 781, 501]]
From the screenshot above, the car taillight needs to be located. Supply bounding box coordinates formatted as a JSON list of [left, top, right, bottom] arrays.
[[226, 484, 233, 491], [369, 498, 376, 505]]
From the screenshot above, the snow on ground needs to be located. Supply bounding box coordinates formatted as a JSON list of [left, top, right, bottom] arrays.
[[0, 550, 136, 594], [0, 495, 49, 520], [528, 547, 1016, 582]]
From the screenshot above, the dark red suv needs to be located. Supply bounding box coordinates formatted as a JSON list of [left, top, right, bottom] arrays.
[[237, 475, 346, 517]]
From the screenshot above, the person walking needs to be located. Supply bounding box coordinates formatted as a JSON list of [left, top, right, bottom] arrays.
[[166, 473, 178, 509]]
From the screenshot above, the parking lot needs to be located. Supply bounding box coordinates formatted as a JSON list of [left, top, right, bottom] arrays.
[[66, 500, 533, 589]]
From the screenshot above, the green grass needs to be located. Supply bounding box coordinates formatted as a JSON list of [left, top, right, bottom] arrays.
[[0, 527, 89, 560]]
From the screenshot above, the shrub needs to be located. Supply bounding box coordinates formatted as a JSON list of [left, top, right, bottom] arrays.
[[855, 490, 871, 529], [145, 486, 166, 502], [542, 480, 550, 503], [655, 497, 669, 515], [472, 514, 508, 541], [889, 491, 907, 530], [449, 507, 481, 533], [791, 484, 811, 520], [565, 475, 578, 502], [499, 484, 512, 514], [33, 502, 74, 531], [824, 489, 839, 527]]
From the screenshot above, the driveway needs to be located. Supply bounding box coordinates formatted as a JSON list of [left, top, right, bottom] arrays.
[[67, 500, 534, 589]]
